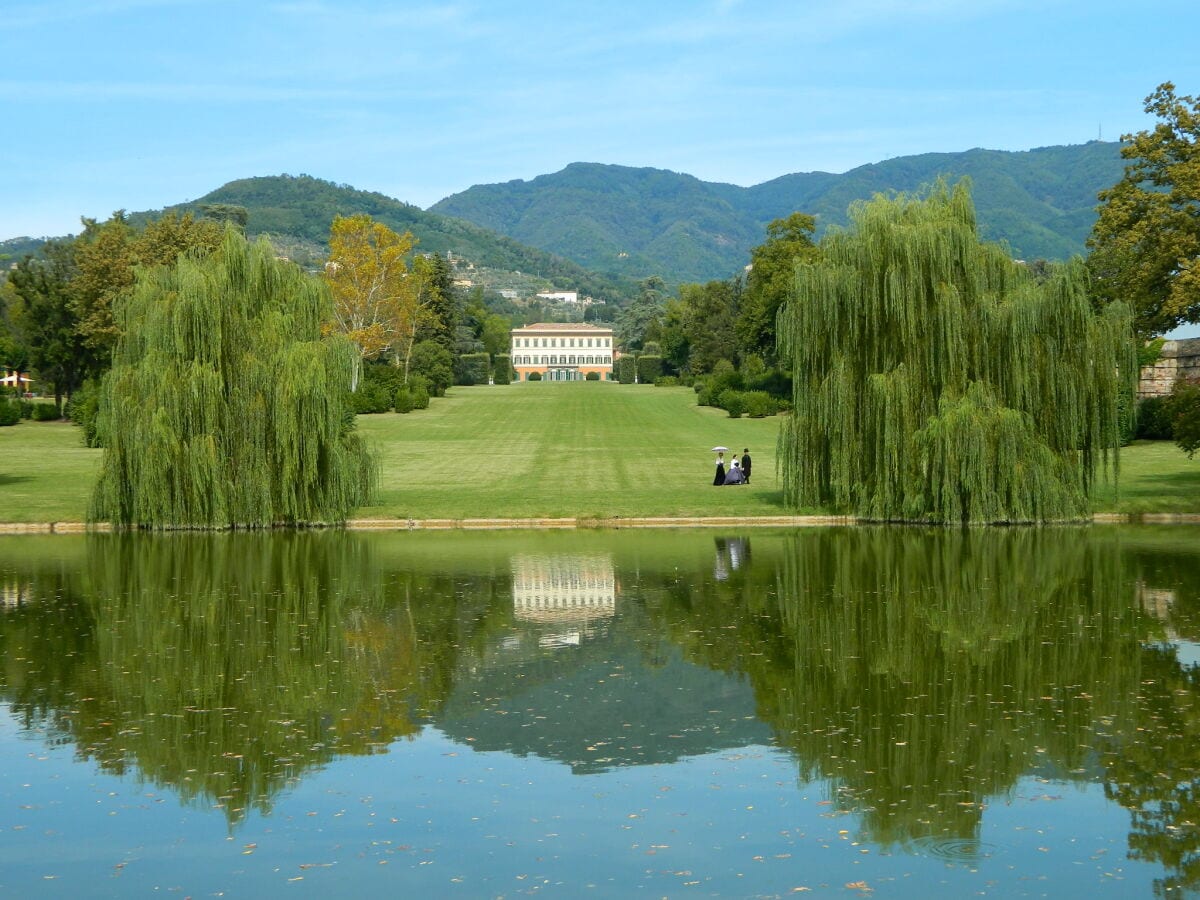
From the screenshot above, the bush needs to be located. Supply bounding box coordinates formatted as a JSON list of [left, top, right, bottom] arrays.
[[407, 374, 432, 409], [528, 371, 543, 381], [1136, 395, 1176, 440], [394, 387, 416, 413], [741, 391, 777, 417], [410, 341, 454, 396], [348, 381, 393, 414], [654, 375, 679, 387], [615, 356, 636, 384], [30, 402, 62, 421], [1169, 377, 1200, 457], [636, 355, 663, 384], [67, 381, 103, 447], [745, 368, 792, 401], [0, 398, 20, 427], [718, 389, 745, 418], [492, 353, 513, 384], [455, 352, 490, 386], [585, 371, 600, 381]]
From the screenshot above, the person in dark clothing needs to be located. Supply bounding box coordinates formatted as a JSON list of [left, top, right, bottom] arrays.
[[713, 451, 726, 486], [741, 449, 752, 484]]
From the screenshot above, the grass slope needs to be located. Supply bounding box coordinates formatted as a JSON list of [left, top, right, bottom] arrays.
[[1, 385, 1197, 524]]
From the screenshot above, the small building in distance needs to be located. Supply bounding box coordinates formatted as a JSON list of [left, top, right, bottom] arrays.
[[536, 290, 580, 304], [510, 322, 615, 381]]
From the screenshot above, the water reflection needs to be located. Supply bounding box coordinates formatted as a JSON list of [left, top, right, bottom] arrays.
[[0, 526, 1199, 891]]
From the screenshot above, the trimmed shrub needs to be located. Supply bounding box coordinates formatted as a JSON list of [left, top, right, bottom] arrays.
[[349, 381, 393, 414], [30, 402, 62, 421], [636, 355, 663, 384], [394, 387, 416, 413], [585, 371, 600, 381], [455, 352, 490, 386], [410, 381, 430, 409], [1136, 395, 1175, 440], [654, 375, 679, 387], [0, 398, 20, 427], [528, 371, 543, 381], [742, 390, 778, 417], [718, 389, 745, 418], [615, 356, 636, 384], [492, 353, 513, 384]]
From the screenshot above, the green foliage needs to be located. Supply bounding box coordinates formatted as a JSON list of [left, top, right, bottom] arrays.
[[409, 340, 454, 396], [90, 229, 375, 528], [615, 355, 636, 384], [717, 389, 744, 418], [1169, 377, 1200, 457], [1089, 83, 1200, 338], [410, 380, 431, 409], [678, 279, 741, 373], [0, 397, 20, 426], [394, 387, 416, 414], [527, 370, 543, 381], [741, 391, 777, 417], [779, 181, 1136, 524], [492, 353, 513, 384], [454, 352, 490, 386], [30, 402, 61, 421], [431, 148, 1126, 284], [66, 380, 102, 447], [738, 213, 817, 360], [653, 375, 678, 386], [585, 370, 600, 381], [349, 381, 393, 414], [1136, 395, 1176, 440], [635, 354, 663, 384]]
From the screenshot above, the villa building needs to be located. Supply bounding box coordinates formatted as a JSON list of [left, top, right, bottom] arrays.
[[510, 322, 615, 381]]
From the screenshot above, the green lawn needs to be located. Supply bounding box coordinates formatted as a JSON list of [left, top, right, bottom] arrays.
[[1, 383, 1197, 523]]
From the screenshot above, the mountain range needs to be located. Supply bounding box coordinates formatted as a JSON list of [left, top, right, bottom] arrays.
[[432, 142, 1125, 284], [2, 142, 1127, 301]]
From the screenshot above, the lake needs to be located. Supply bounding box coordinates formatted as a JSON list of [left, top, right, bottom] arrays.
[[1, 526, 1198, 897]]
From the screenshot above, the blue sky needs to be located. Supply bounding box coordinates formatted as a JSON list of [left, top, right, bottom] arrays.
[[2, 0, 1197, 242]]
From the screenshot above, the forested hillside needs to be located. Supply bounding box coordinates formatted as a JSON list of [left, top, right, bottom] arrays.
[[156, 175, 636, 301], [432, 142, 1126, 283]]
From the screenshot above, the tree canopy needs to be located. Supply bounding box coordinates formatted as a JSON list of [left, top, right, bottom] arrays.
[[1088, 82, 1200, 338], [779, 181, 1135, 524], [90, 229, 374, 528]]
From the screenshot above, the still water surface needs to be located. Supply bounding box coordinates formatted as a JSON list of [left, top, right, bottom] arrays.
[[1, 527, 1198, 897]]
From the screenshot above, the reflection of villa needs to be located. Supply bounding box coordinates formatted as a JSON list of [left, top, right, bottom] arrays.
[[510, 323, 615, 382], [512, 554, 616, 626]]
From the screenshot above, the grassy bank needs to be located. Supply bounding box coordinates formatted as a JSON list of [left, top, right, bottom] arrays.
[[0, 382, 1197, 523]]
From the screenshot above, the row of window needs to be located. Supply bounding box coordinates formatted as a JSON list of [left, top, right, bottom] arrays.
[[513, 337, 611, 349], [514, 355, 612, 366]]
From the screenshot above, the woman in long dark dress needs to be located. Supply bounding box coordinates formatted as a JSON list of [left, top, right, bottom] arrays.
[[713, 452, 726, 485]]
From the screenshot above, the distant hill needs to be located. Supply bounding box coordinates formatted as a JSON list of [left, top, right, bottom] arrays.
[[153, 174, 637, 301], [431, 142, 1126, 284]]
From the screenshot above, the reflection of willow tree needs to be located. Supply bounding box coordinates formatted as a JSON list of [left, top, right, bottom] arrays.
[[1099, 534, 1200, 897], [0, 534, 454, 825], [642, 528, 1143, 847]]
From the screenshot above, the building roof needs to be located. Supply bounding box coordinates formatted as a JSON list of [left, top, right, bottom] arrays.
[[511, 322, 612, 334]]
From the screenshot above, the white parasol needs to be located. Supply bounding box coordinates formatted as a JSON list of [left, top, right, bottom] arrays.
[[711, 446, 729, 453]]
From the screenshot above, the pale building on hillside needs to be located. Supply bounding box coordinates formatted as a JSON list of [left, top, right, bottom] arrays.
[[510, 322, 615, 381]]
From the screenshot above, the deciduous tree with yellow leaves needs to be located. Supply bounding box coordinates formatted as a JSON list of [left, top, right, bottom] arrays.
[[324, 214, 430, 389]]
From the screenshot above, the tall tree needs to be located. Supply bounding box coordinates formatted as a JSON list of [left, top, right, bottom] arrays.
[[679, 278, 740, 374], [779, 181, 1135, 524], [737, 212, 817, 360], [7, 241, 95, 404], [91, 230, 374, 528], [1088, 82, 1200, 338], [616, 276, 667, 351], [324, 214, 429, 388]]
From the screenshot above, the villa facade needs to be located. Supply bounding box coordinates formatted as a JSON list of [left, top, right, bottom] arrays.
[[510, 322, 615, 382]]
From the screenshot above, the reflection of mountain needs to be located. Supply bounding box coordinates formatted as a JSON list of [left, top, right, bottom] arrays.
[[437, 599, 772, 774]]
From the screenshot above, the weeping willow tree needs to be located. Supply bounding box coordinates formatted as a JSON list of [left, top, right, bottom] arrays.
[[90, 229, 375, 528], [779, 181, 1136, 523]]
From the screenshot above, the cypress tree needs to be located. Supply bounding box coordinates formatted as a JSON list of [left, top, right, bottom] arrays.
[[778, 181, 1135, 524], [90, 230, 375, 528]]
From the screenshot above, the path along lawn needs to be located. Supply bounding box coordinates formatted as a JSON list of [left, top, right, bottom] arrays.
[[0, 382, 1197, 523]]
